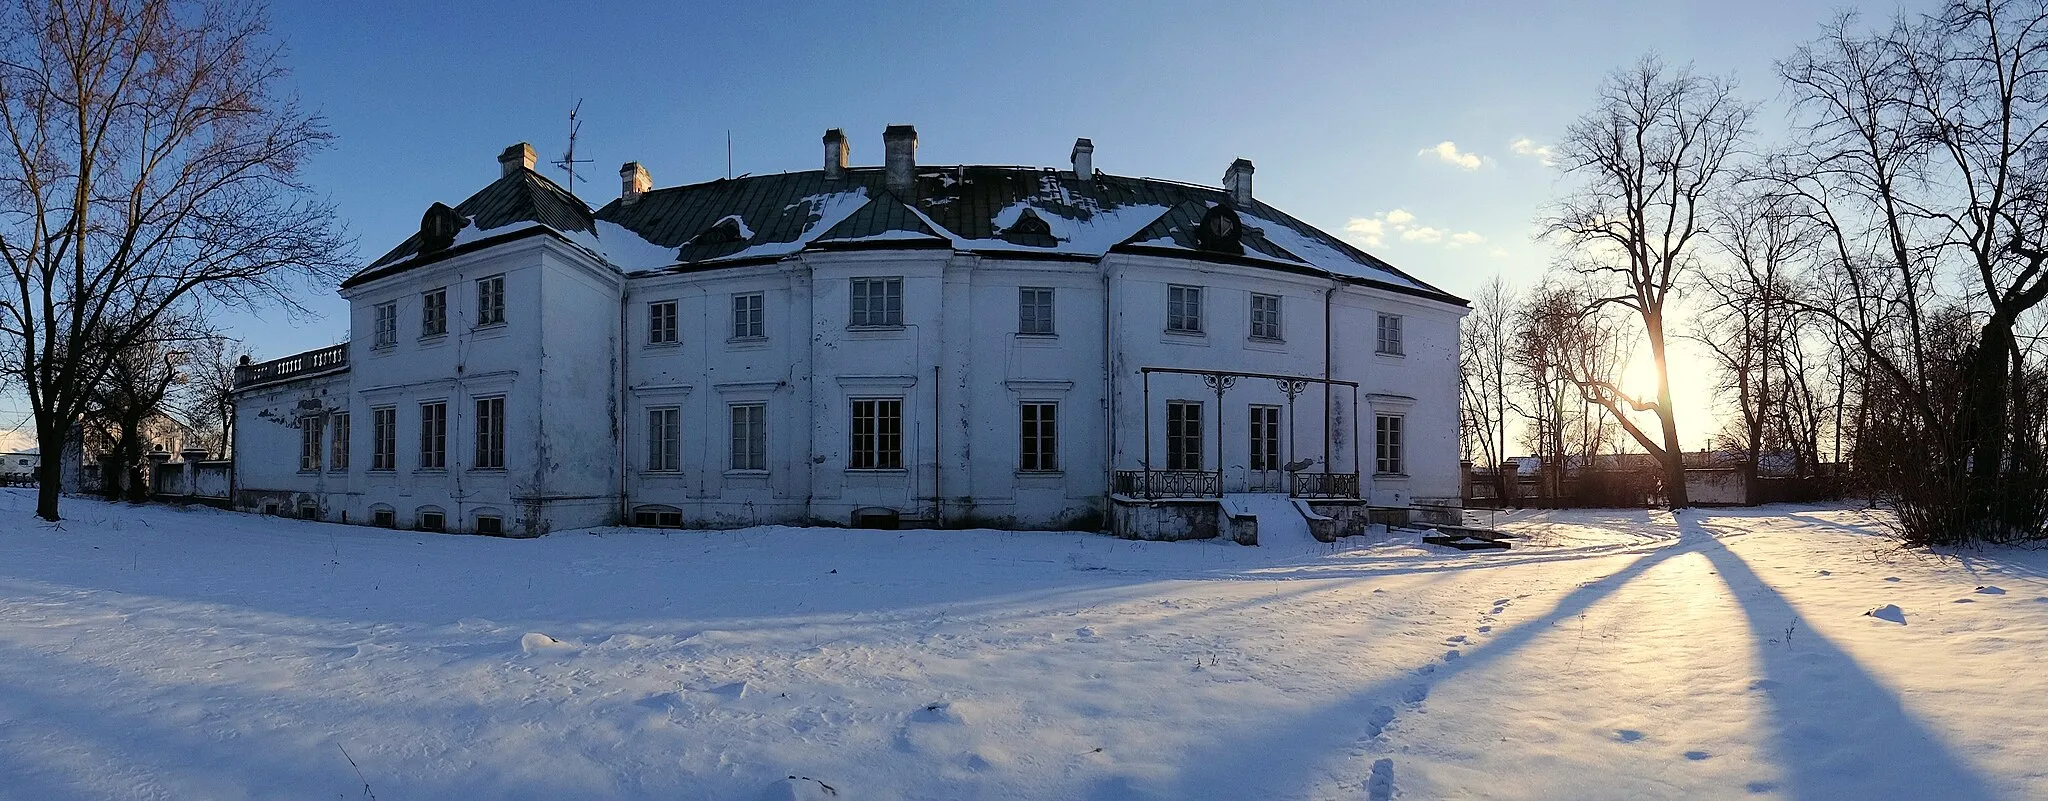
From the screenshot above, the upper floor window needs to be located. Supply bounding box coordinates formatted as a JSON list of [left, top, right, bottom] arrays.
[[421, 288, 447, 337], [1376, 313, 1404, 355], [474, 396, 505, 469], [1250, 293, 1283, 341], [850, 277, 903, 328], [733, 292, 765, 339], [1167, 285, 1203, 334], [476, 274, 506, 327], [373, 302, 397, 348], [1018, 287, 1054, 335], [648, 300, 679, 345]]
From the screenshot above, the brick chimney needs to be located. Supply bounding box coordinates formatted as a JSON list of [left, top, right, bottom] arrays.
[[499, 143, 536, 177], [824, 128, 849, 180], [883, 124, 917, 195], [620, 162, 651, 205], [1223, 158, 1254, 206], [1071, 138, 1094, 183]]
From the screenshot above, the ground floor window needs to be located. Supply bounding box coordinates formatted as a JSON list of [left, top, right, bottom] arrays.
[[849, 398, 903, 470], [1250, 405, 1281, 471], [1019, 402, 1058, 472], [371, 407, 396, 471], [419, 401, 447, 469], [330, 413, 350, 471], [475, 515, 503, 536], [634, 505, 685, 527], [474, 396, 505, 469], [647, 406, 680, 472], [1166, 401, 1203, 471], [1375, 414, 1405, 475], [418, 509, 445, 532], [300, 416, 324, 472], [730, 403, 766, 471]]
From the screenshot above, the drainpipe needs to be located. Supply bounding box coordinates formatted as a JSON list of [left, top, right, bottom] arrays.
[[933, 363, 942, 524], [1324, 275, 1335, 480], [1102, 262, 1115, 507], [617, 275, 630, 522]]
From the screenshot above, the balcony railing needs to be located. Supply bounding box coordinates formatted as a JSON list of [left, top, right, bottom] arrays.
[[1113, 470, 1222, 499], [234, 342, 349, 388], [1291, 471, 1361, 499]]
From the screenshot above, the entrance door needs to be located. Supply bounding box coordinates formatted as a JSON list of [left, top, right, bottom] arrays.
[[1248, 405, 1283, 492]]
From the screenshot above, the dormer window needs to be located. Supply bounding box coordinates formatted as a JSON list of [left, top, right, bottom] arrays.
[[1000, 208, 1057, 246], [1195, 204, 1244, 254], [691, 216, 749, 246]]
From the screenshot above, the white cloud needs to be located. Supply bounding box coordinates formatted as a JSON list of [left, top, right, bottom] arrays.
[[1341, 208, 1483, 251], [1419, 141, 1486, 170], [1509, 137, 1554, 166]]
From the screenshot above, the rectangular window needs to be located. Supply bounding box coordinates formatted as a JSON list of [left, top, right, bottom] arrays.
[[372, 509, 395, 528], [1250, 405, 1281, 471], [1166, 401, 1203, 471], [421, 288, 447, 337], [1250, 293, 1283, 341], [418, 401, 447, 469], [300, 416, 324, 472], [373, 301, 397, 348], [330, 413, 350, 471], [1376, 313, 1404, 355], [1018, 287, 1055, 335], [475, 515, 503, 536], [298, 502, 319, 520], [730, 403, 766, 471], [419, 511, 445, 532], [476, 274, 506, 327], [647, 406, 680, 472], [849, 398, 903, 469], [648, 299, 679, 345], [850, 277, 903, 328], [1019, 402, 1058, 472], [1168, 285, 1204, 334], [371, 407, 396, 471], [1376, 414, 1405, 475], [474, 396, 505, 469], [732, 292, 765, 339]]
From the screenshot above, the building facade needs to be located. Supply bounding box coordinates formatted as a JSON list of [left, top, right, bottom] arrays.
[[232, 127, 1468, 537]]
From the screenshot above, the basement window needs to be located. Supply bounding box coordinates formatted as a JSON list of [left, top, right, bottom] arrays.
[[633, 505, 685, 528], [372, 508, 395, 528], [419, 510, 445, 532], [262, 503, 279, 516], [298, 502, 319, 520], [475, 515, 503, 536]]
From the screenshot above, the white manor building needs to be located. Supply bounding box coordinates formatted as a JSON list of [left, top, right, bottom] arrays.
[[231, 127, 1468, 539]]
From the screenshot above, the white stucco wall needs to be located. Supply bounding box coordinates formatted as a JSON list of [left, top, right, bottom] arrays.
[[235, 226, 1467, 534]]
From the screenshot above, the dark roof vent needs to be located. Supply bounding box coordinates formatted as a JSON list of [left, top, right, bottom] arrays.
[[419, 202, 468, 253], [1195, 204, 1243, 255], [691, 216, 747, 246], [1000, 207, 1057, 247]]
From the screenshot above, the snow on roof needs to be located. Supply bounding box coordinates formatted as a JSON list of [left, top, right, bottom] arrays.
[[1238, 211, 1425, 290]]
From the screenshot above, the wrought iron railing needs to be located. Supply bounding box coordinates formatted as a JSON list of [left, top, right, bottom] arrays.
[[1113, 470, 1222, 498], [1291, 471, 1361, 499], [234, 342, 349, 388]]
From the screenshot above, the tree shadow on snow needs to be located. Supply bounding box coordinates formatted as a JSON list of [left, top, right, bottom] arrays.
[[1685, 516, 2005, 801]]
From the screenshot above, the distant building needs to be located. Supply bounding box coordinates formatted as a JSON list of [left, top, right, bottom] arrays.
[[0, 450, 36, 476], [232, 128, 1469, 536]]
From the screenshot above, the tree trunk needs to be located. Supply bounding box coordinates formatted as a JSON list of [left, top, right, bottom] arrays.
[[33, 418, 65, 521], [1647, 311, 1691, 508]]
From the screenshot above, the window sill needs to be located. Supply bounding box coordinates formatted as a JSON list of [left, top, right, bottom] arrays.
[[1016, 469, 1064, 479], [367, 468, 396, 474], [1015, 332, 1058, 339], [370, 343, 396, 353], [845, 467, 908, 474], [414, 468, 448, 475], [1374, 472, 1410, 479], [418, 333, 448, 345], [724, 469, 769, 478], [1375, 350, 1405, 358], [727, 336, 768, 346], [297, 469, 322, 475], [469, 467, 507, 473], [644, 341, 682, 350], [1162, 330, 1208, 346]]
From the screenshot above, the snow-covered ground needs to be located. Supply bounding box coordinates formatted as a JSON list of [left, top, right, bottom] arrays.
[[2, 490, 2045, 800]]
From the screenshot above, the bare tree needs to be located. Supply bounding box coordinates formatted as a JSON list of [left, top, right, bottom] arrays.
[[1693, 188, 1818, 498], [1511, 284, 1626, 505], [1459, 276, 1514, 498], [0, 0, 350, 520], [171, 332, 241, 458], [81, 317, 190, 501], [1544, 56, 1755, 508], [1779, 2, 2048, 542]]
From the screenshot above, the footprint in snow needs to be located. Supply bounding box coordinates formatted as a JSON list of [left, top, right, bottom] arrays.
[[1476, 625, 1493, 634], [1402, 684, 1429, 704], [1446, 634, 1467, 644], [1746, 781, 1779, 794], [1074, 626, 1097, 639], [1954, 598, 1976, 604], [1865, 604, 1907, 624], [1684, 750, 1711, 761], [1367, 758, 1396, 801], [1492, 598, 1511, 606], [1817, 570, 1831, 576], [1364, 705, 1396, 738], [1443, 649, 1462, 662], [1884, 576, 1901, 582], [1614, 729, 1645, 743]]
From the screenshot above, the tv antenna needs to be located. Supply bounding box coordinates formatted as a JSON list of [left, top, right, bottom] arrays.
[[552, 99, 592, 191]]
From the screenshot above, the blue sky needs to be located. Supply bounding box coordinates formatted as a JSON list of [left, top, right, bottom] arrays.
[[0, 0, 1880, 450]]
